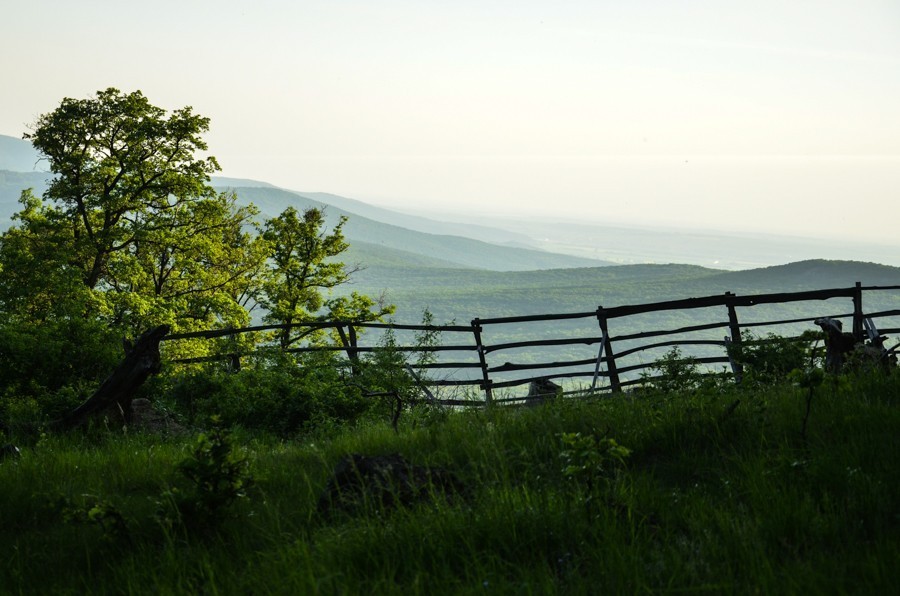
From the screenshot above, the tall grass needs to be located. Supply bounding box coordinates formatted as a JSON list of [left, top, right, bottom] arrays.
[[1, 372, 898, 594]]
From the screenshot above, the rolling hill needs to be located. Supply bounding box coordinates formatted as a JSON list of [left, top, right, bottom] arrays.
[[5, 132, 900, 277], [331, 258, 900, 392], [220, 185, 613, 271], [339, 259, 900, 324], [0, 134, 611, 271], [0, 171, 50, 215], [297, 191, 537, 247], [0, 134, 44, 172]]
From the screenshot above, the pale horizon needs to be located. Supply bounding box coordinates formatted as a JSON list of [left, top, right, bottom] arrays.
[[3, 1, 899, 243]]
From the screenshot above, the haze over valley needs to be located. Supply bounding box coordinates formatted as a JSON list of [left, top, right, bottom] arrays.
[[4, 2, 900, 250], [3, 134, 899, 278]]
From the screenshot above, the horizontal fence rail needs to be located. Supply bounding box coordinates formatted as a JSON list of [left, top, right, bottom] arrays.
[[161, 283, 900, 405]]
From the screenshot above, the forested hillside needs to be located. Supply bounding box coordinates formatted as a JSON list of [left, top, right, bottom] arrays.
[[332, 259, 900, 393], [343, 259, 900, 323]]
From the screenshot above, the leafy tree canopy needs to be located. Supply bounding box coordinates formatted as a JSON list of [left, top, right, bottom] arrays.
[[261, 206, 393, 348], [0, 88, 265, 334], [0, 88, 392, 409]]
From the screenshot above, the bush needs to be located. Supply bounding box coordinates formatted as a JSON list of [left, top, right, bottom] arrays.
[[156, 417, 254, 532], [0, 318, 123, 438], [647, 347, 705, 394], [355, 310, 445, 427], [2, 385, 96, 441], [729, 331, 820, 385], [0, 318, 122, 396], [155, 352, 369, 436]]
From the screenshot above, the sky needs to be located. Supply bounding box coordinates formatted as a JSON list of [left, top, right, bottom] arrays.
[[3, 0, 899, 241]]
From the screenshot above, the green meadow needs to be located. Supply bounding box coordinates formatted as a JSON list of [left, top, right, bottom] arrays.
[[3, 370, 898, 594]]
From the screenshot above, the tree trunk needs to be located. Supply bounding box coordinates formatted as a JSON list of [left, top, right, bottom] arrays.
[[56, 324, 170, 431]]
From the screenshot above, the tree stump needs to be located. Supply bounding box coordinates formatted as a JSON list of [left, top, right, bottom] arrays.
[[57, 325, 170, 431]]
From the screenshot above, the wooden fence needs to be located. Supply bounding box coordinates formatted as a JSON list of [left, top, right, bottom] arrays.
[[162, 283, 900, 405]]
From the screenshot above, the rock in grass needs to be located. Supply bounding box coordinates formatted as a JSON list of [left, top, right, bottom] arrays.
[[317, 453, 464, 514], [129, 398, 186, 435], [1, 444, 21, 461]]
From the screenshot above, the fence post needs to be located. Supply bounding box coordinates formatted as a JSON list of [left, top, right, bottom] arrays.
[[471, 318, 493, 406], [596, 307, 621, 392], [725, 292, 743, 383], [852, 281, 864, 341], [590, 341, 606, 391]]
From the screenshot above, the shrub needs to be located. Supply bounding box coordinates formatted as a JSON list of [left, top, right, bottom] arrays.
[[0, 318, 123, 436], [156, 417, 254, 531], [355, 309, 445, 428], [155, 351, 368, 436], [559, 431, 631, 484], [54, 494, 129, 544], [0, 318, 122, 396], [647, 347, 704, 394], [729, 331, 820, 385]]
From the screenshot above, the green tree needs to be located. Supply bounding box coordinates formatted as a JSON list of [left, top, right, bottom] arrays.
[[24, 88, 219, 291], [0, 88, 392, 422], [0, 190, 94, 320], [103, 191, 267, 333], [261, 206, 392, 349], [0, 88, 266, 335]]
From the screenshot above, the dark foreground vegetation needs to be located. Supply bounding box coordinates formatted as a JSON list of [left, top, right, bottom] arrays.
[[2, 365, 899, 594]]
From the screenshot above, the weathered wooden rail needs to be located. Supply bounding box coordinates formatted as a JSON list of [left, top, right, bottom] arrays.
[[162, 283, 900, 405]]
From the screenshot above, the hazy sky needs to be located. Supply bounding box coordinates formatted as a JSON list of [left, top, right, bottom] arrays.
[[3, 1, 899, 241]]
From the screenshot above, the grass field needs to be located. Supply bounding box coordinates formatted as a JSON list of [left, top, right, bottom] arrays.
[[2, 371, 899, 594]]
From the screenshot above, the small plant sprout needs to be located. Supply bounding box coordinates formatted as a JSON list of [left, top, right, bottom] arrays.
[[559, 430, 631, 495], [156, 416, 254, 531]]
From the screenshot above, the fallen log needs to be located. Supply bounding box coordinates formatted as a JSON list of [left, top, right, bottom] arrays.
[[56, 325, 170, 431]]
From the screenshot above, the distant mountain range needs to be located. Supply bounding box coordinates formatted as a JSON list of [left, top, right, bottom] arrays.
[[4, 132, 900, 281], [222, 186, 610, 271], [0, 134, 610, 271], [3, 132, 900, 351], [0, 135, 45, 172]]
